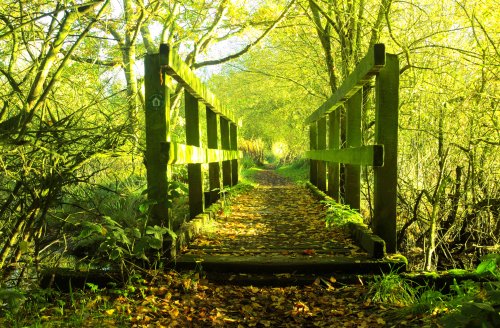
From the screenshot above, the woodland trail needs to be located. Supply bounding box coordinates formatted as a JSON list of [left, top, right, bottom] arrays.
[[144, 169, 413, 327], [183, 168, 362, 259]]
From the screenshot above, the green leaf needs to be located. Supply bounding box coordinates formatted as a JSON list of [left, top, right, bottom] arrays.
[[148, 237, 162, 250], [476, 258, 497, 275]]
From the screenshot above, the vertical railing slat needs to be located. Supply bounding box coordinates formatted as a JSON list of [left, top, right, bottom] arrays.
[[220, 117, 232, 187], [317, 117, 327, 191], [373, 54, 399, 253], [185, 92, 204, 218], [230, 123, 239, 186], [327, 110, 340, 201], [345, 89, 362, 210], [206, 107, 220, 206], [309, 123, 318, 186]]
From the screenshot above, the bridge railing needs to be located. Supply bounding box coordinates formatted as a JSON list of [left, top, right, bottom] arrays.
[[305, 44, 399, 253], [144, 44, 240, 228]]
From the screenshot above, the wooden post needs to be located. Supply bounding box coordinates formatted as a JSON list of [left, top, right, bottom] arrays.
[[220, 117, 232, 187], [373, 54, 399, 253], [317, 117, 327, 191], [185, 92, 204, 218], [144, 52, 169, 227], [328, 110, 340, 201], [206, 107, 220, 206], [345, 89, 362, 210], [230, 123, 239, 186], [309, 123, 318, 186]]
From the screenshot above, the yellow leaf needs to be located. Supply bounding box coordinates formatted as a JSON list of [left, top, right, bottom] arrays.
[[376, 318, 386, 325], [105, 309, 115, 315]]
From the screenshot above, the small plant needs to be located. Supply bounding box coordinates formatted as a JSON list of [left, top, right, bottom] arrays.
[[368, 271, 417, 306], [321, 200, 363, 227]]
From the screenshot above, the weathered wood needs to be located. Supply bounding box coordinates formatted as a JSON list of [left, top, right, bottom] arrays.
[[160, 142, 241, 164], [206, 107, 220, 206], [159, 44, 235, 123], [185, 92, 204, 218], [327, 111, 340, 200], [309, 123, 318, 186], [175, 254, 406, 274], [345, 89, 362, 210], [230, 123, 239, 186], [305, 145, 384, 166], [347, 222, 386, 258], [305, 44, 386, 124], [317, 117, 327, 191], [373, 54, 399, 253], [144, 54, 169, 227], [220, 117, 232, 187]]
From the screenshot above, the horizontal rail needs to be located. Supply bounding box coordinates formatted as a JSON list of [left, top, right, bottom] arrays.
[[159, 44, 235, 123], [305, 44, 386, 124], [161, 142, 241, 165], [305, 145, 384, 166]]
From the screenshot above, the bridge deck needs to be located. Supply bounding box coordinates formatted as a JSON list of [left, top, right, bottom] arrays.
[[175, 169, 403, 284]]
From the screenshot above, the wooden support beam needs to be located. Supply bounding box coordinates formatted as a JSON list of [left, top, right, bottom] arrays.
[[159, 44, 235, 123], [317, 117, 327, 192], [220, 117, 232, 187], [144, 53, 169, 227], [328, 111, 340, 201], [161, 142, 241, 165], [230, 123, 239, 186], [185, 92, 204, 219], [309, 123, 318, 186], [305, 44, 385, 124], [345, 89, 362, 210], [373, 54, 399, 253], [305, 145, 384, 166], [206, 107, 220, 206]]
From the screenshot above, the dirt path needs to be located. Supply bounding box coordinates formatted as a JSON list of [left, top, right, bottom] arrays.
[[185, 169, 361, 258]]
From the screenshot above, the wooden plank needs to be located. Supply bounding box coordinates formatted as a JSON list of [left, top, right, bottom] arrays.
[[317, 117, 327, 191], [206, 108, 220, 206], [159, 44, 235, 123], [220, 117, 232, 187], [373, 54, 399, 253], [185, 92, 204, 218], [345, 89, 362, 210], [160, 142, 241, 164], [305, 145, 384, 166], [230, 123, 239, 186], [305, 44, 385, 124], [327, 111, 340, 200], [144, 53, 169, 227], [309, 123, 318, 186]]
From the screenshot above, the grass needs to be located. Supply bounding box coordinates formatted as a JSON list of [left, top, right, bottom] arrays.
[[275, 160, 309, 182]]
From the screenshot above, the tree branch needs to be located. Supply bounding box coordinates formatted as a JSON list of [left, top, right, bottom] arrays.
[[193, 0, 296, 69]]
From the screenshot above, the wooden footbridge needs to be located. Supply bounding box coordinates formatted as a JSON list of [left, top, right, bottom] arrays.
[[144, 44, 404, 282]]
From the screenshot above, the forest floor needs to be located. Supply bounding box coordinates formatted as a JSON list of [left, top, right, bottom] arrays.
[[3, 168, 437, 327]]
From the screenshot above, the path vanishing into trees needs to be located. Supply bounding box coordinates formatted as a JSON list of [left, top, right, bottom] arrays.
[[175, 168, 395, 284]]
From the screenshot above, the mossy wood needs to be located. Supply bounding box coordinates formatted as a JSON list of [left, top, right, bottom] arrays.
[[159, 44, 235, 123], [305, 44, 399, 253], [160, 142, 241, 164], [145, 45, 240, 225]]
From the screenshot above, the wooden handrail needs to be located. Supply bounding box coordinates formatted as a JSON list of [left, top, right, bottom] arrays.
[[305, 43, 399, 253], [145, 45, 241, 226]]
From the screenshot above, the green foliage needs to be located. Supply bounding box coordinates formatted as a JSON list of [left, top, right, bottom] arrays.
[[368, 272, 417, 306], [275, 160, 309, 182], [321, 200, 364, 227]]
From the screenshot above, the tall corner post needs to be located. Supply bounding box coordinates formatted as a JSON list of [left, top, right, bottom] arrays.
[[206, 107, 220, 206], [345, 89, 362, 210], [185, 92, 204, 218], [230, 123, 239, 186], [373, 54, 399, 253], [309, 123, 318, 186], [144, 51, 170, 227], [317, 117, 327, 192]]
